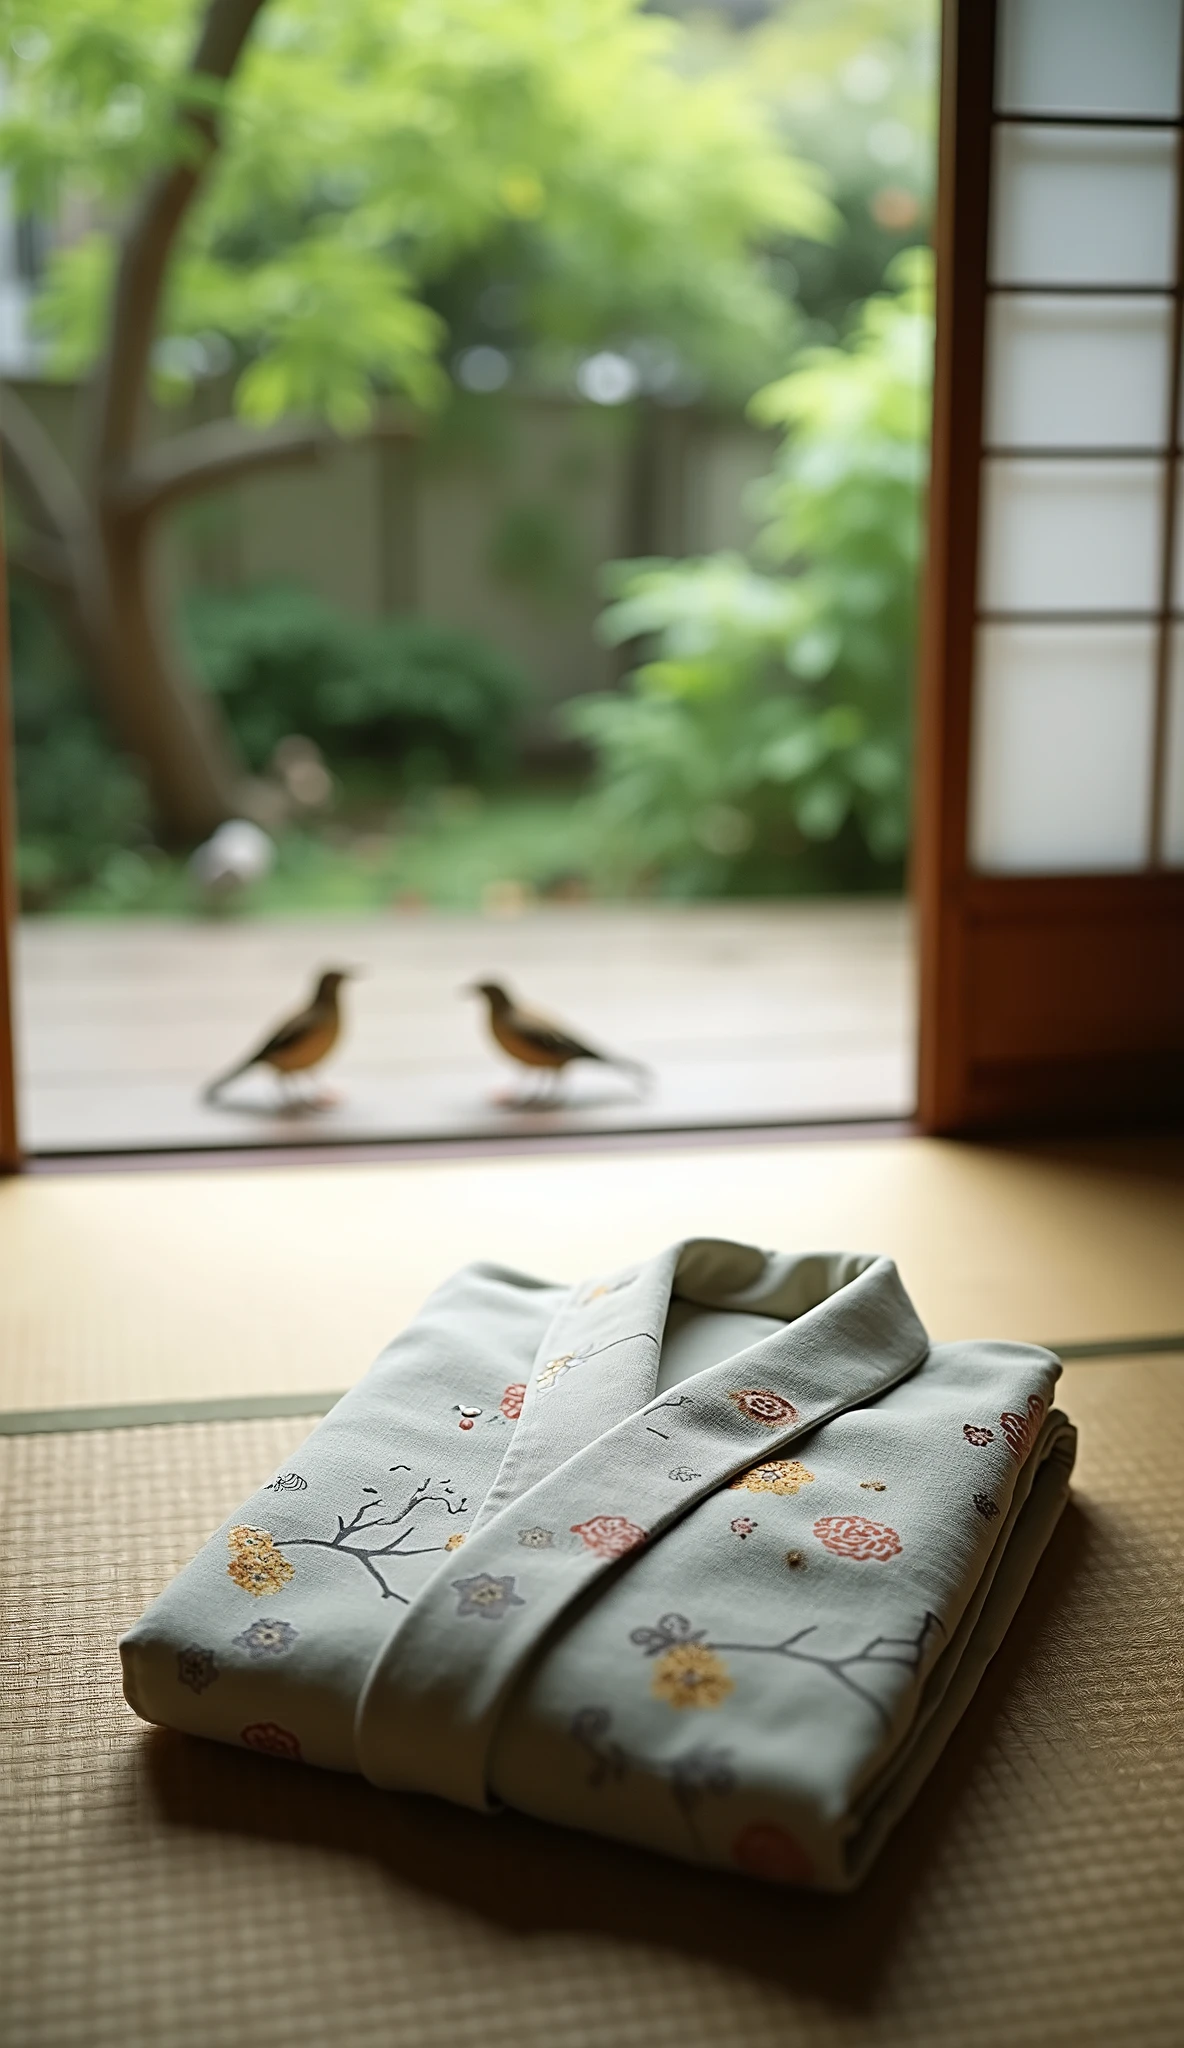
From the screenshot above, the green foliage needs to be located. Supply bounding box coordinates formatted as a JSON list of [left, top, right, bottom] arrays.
[[566, 251, 932, 895], [4, 0, 836, 420], [8, 580, 156, 907], [181, 584, 528, 780]]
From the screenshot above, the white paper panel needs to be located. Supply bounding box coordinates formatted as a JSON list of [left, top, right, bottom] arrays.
[[1164, 630, 1184, 864], [970, 624, 1156, 871], [990, 127, 1177, 286], [997, 0, 1183, 117], [980, 459, 1164, 613], [985, 295, 1173, 449]]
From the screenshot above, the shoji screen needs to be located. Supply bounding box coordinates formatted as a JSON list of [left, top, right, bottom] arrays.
[[916, 0, 1184, 1131]]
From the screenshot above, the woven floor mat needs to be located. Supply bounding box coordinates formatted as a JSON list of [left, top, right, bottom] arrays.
[[2, 1364, 1182, 2048]]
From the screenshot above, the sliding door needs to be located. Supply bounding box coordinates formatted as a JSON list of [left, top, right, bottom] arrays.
[[917, 0, 1184, 1129]]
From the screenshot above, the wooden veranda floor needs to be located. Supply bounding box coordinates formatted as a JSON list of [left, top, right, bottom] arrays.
[[15, 898, 912, 1153]]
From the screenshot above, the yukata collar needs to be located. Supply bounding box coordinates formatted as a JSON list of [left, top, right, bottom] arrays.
[[357, 1240, 931, 1807], [467, 1240, 928, 1540]]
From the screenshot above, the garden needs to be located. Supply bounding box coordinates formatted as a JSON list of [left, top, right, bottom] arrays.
[[3, 0, 936, 918]]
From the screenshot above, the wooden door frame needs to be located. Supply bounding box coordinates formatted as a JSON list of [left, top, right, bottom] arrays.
[[0, 474, 21, 1171], [914, 0, 1184, 1134]]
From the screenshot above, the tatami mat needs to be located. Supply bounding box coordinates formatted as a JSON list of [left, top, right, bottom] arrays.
[[3, 1357, 1182, 2048], [3, 1133, 1184, 1413]]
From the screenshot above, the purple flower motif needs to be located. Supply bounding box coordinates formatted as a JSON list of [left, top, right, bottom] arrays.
[[730, 1515, 757, 1539], [177, 1646, 218, 1694], [518, 1526, 554, 1549], [233, 1617, 300, 1658], [452, 1572, 526, 1621]]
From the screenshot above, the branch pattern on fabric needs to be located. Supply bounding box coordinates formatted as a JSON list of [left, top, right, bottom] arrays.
[[271, 1466, 467, 1603], [571, 1706, 736, 1850], [629, 1608, 944, 1731]]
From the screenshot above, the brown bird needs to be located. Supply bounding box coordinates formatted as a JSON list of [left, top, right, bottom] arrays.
[[203, 968, 357, 1105], [467, 980, 650, 1102]]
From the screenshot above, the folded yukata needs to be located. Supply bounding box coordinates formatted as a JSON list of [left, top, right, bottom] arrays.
[[122, 1240, 1076, 1890]]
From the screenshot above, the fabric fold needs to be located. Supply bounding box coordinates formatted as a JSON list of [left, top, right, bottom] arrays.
[[120, 1240, 1075, 1890]]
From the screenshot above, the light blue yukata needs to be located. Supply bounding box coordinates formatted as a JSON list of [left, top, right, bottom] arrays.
[[121, 1240, 1076, 1889]]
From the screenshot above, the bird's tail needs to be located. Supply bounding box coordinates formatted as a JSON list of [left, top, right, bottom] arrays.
[[202, 1056, 255, 1103]]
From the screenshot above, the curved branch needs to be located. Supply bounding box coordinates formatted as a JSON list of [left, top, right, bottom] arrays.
[[92, 0, 269, 476], [107, 417, 331, 522], [0, 383, 86, 542]]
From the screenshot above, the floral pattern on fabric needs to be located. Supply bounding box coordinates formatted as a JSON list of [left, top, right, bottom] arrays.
[[668, 1465, 701, 1483], [571, 1708, 735, 1849], [226, 1526, 296, 1597], [177, 1646, 218, 1693], [728, 1388, 799, 1428], [538, 1354, 581, 1392], [730, 1516, 757, 1539], [651, 1642, 735, 1710], [241, 1722, 302, 1761], [264, 1471, 307, 1492], [732, 1822, 814, 1886], [518, 1526, 554, 1548], [785, 1550, 806, 1570], [233, 1618, 298, 1658], [729, 1458, 814, 1497], [963, 1423, 995, 1447], [266, 1474, 466, 1601], [444, 1532, 467, 1551], [571, 1515, 647, 1560], [630, 1607, 943, 1731], [500, 1383, 526, 1422], [454, 1405, 482, 1430], [812, 1515, 902, 1562], [973, 1493, 1000, 1522], [1000, 1394, 1045, 1465], [860, 1480, 886, 1492], [452, 1572, 525, 1621]]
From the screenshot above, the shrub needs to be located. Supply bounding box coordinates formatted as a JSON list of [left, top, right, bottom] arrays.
[[182, 586, 529, 783], [566, 250, 931, 895]]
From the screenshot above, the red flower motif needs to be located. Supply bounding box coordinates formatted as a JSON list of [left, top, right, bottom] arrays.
[[570, 1515, 647, 1560], [963, 1423, 994, 1446], [728, 1388, 799, 1429], [1000, 1393, 1044, 1465], [812, 1514, 902, 1562], [500, 1382, 526, 1422], [241, 1722, 302, 1762], [732, 1822, 814, 1887]]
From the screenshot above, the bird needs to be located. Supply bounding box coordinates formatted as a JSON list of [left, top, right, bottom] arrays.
[[203, 968, 357, 1106], [467, 980, 650, 1103]]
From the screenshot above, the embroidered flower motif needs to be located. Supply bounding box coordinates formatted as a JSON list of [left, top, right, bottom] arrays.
[[728, 1388, 799, 1428], [668, 1465, 701, 1483], [860, 1480, 887, 1492], [973, 1492, 1000, 1522], [454, 1404, 482, 1431], [518, 1526, 554, 1548], [177, 1646, 218, 1693], [1000, 1393, 1045, 1464], [784, 1550, 806, 1569], [452, 1572, 526, 1621], [813, 1514, 902, 1562], [582, 1275, 632, 1302], [444, 1532, 467, 1551], [233, 1618, 298, 1659], [651, 1642, 735, 1710], [571, 1515, 647, 1559], [732, 1822, 813, 1886], [264, 1471, 307, 1492], [730, 1515, 757, 1539], [226, 1526, 295, 1597], [500, 1382, 526, 1422], [241, 1722, 302, 1762], [963, 1423, 995, 1447], [538, 1354, 581, 1392], [729, 1458, 814, 1497]]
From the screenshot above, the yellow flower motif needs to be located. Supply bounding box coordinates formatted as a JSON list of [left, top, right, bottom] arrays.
[[444, 1532, 467, 1552], [226, 1525, 294, 1597], [538, 1354, 579, 1392], [651, 1642, 734, 1711], [729, 1459, 815, 1498]]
